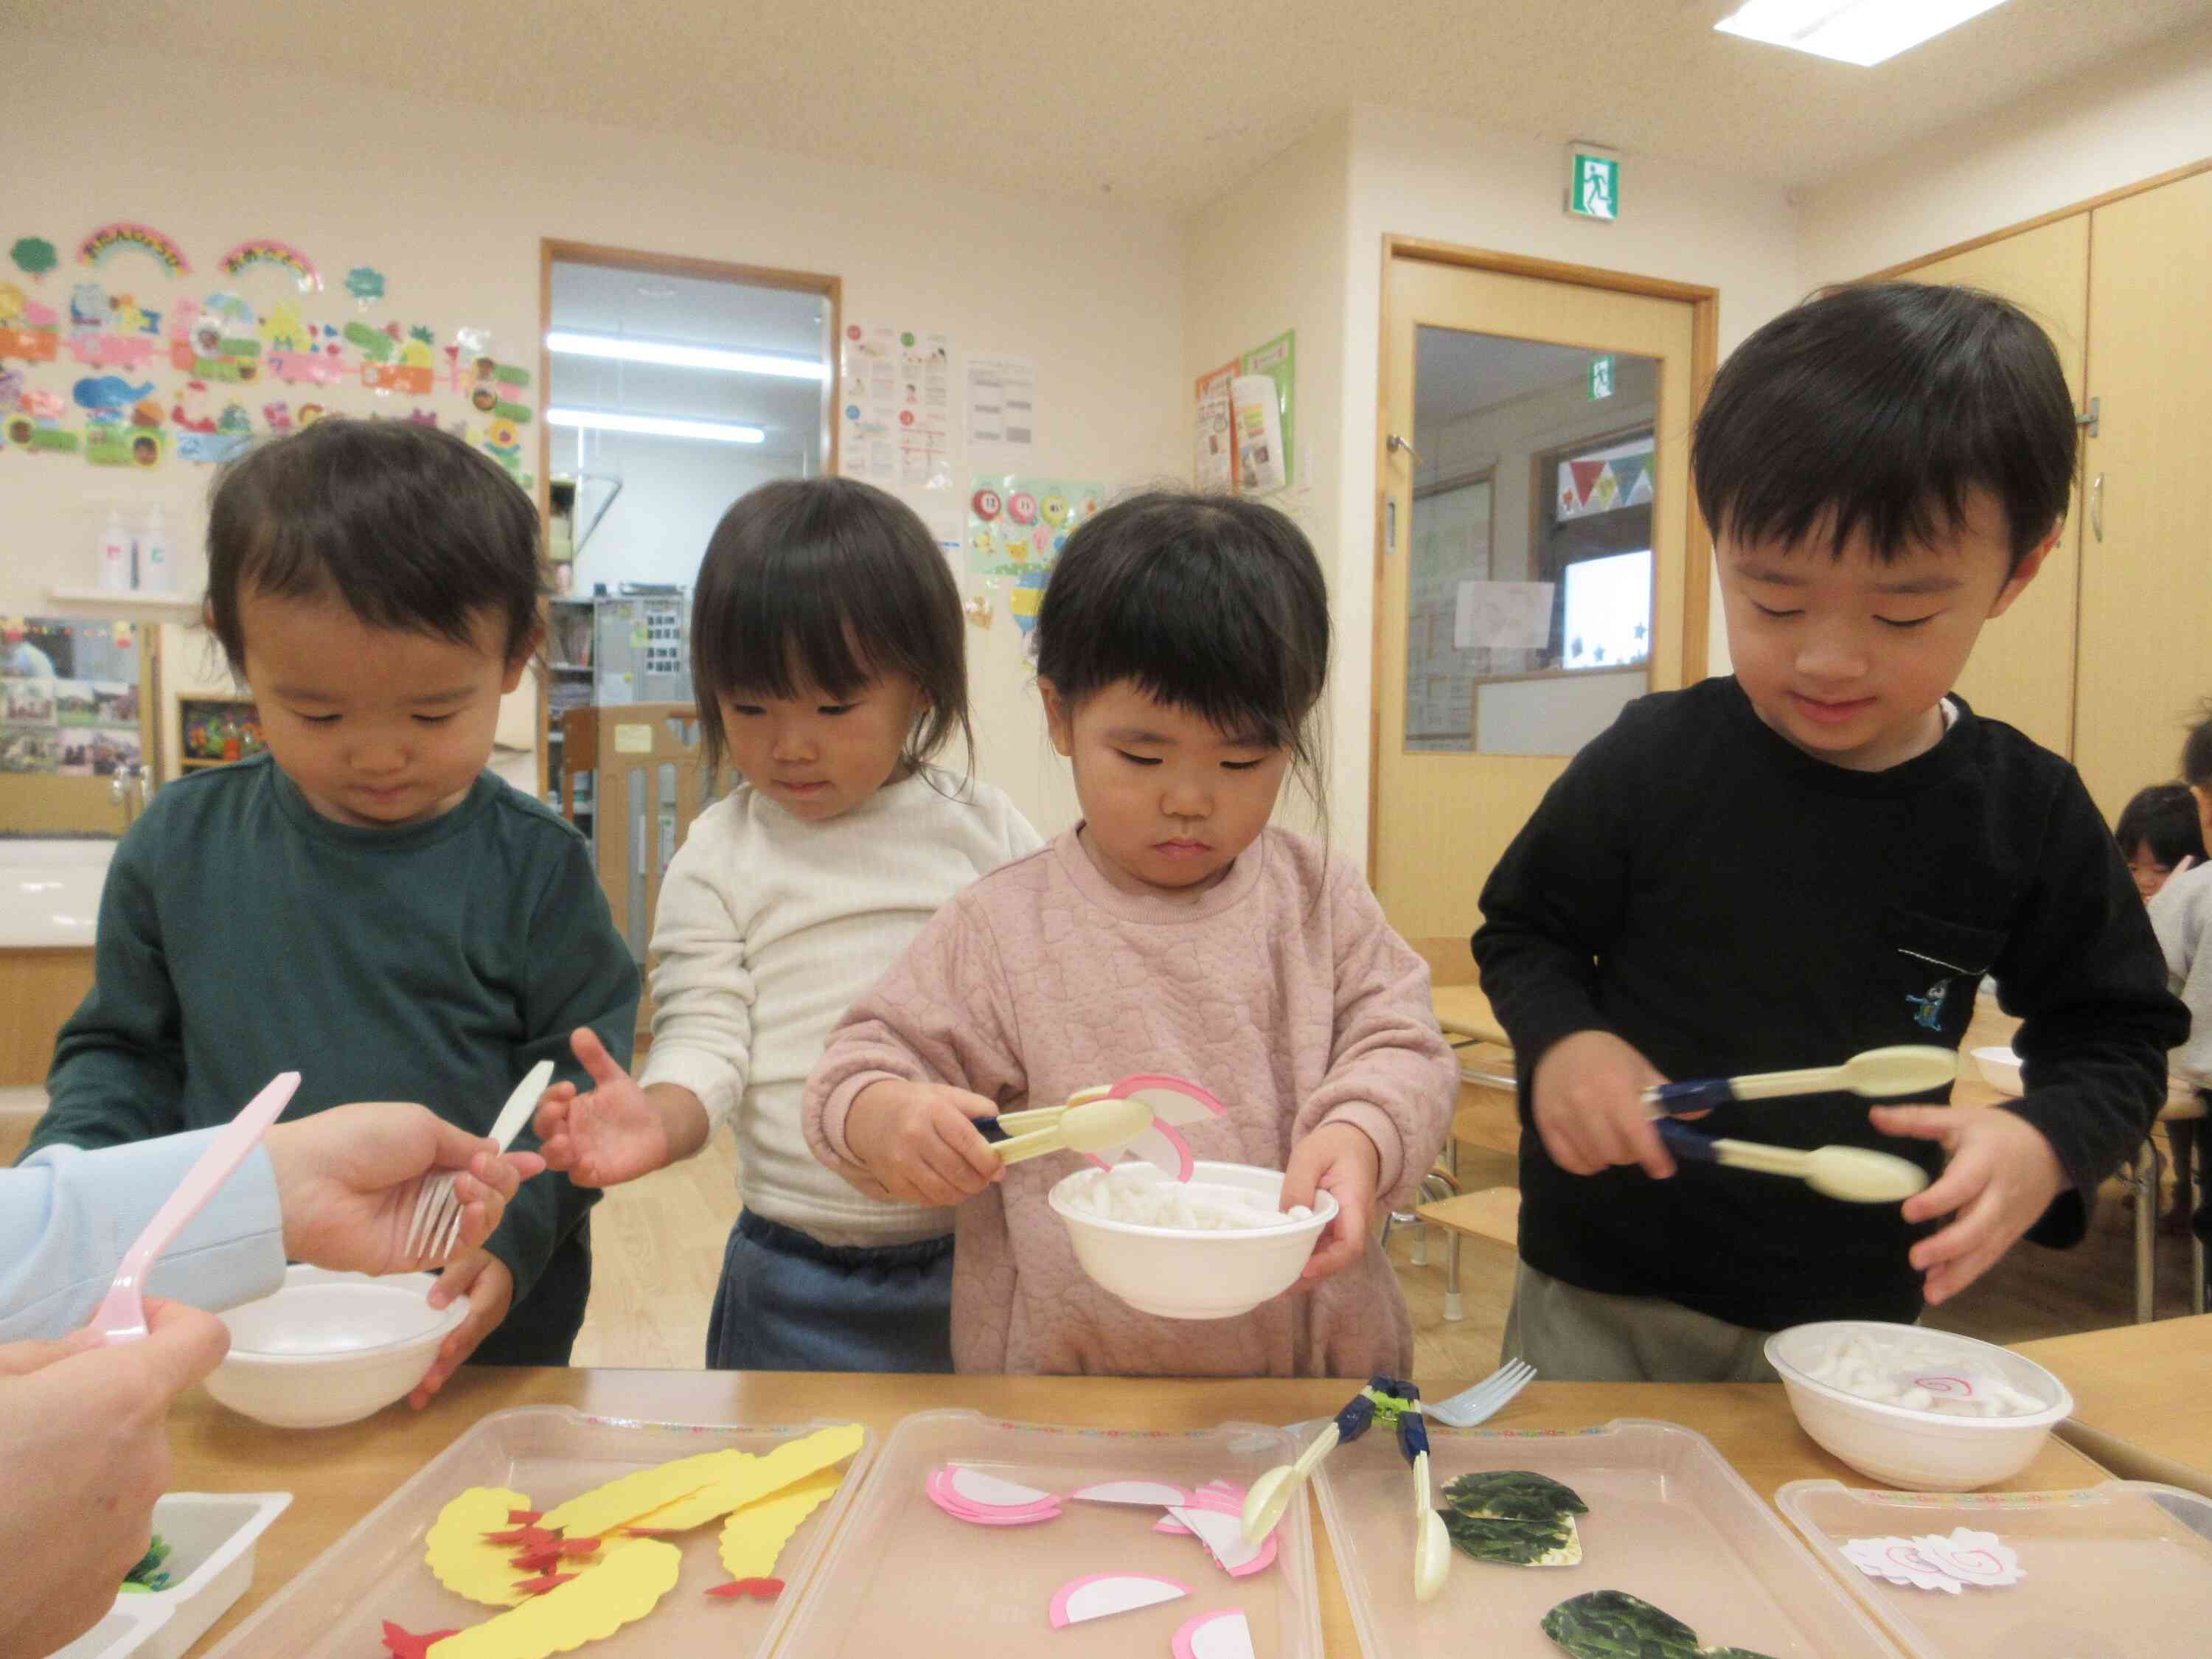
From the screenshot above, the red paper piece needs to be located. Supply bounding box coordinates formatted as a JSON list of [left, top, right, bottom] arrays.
[[509, 1537, 605, 1572], [380, 1621, 461, 1659], [507, 1509, 543, 1524], [482, 1524, 560, 1547], [706, 1576, 785, 1601], [512, 1571, 580, 1596]]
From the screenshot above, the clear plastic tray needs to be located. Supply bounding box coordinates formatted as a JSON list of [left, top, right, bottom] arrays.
[[1776, 1478, 2212, 1659], [759, 1409, 1323, 1659], [199, 1405, 875, 1658], [1311, 1417, 1903, 1659]]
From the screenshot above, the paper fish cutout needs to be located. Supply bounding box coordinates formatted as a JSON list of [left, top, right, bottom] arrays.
[[1166, 1506, 1277, 1577], [1172, 1608, 1257, 1659], [425, 1487, 538, 1607], [538, 1447, 744, 1538], [382, 1622, 462, 1659], [717, 1466, 841, 1581], [422, 1538, 681, 1658], [1048, 1572, 1190, 1628], [626, 1423, 863, 1534]]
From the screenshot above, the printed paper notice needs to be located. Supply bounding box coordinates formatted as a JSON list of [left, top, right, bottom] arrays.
[[1455, 580, 1555, 650], [967, 352, 1037, 462], [1194, 361, 1236, 493], [839, 324, 953, 489]]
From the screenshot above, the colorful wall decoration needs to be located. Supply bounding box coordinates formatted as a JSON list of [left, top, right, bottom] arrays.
[[1, 223, 535, 486], [965, 474, 1104, 644]]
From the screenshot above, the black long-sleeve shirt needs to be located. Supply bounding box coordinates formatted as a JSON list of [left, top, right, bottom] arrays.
[[1472, 677, 2185, 1331]]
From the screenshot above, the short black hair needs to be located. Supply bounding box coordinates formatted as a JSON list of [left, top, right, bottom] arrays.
[[206, 418, 543, 672], [1034, 490, 1329, 812], [1694, 282, 2076, 571], [690, 477, 970, 780], [2115, 782, 2208, 870], [2183, 700, 2212, 791]]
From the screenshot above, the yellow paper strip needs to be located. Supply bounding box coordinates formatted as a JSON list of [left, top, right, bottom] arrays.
[[428, 1539, 682, 1659], [717, 1467, 844, 1580], [619, 1423, 863, 1536], [538, 1447, 748, 1538], [424, 1487, 536, 1609]]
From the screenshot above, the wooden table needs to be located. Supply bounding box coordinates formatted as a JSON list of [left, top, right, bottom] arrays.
[[169, 1367, 2110, 1656], [1430, 982, 1507, 1048], [2015, 1314, 2212, 1495]]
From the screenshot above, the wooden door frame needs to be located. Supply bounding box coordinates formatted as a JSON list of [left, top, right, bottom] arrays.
[[533, 239, 843, 792], [1368, 235, 1719, 885]]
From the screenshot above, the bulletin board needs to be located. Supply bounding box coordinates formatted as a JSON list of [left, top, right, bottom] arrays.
[[1, 224, 536, 488]]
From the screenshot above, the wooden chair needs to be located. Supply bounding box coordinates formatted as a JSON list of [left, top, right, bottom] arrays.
[[1413, 1189, 1523, 1322], [557, 703, 715, 1040]]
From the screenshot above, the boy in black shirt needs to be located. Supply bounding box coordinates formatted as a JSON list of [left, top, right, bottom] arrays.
[[1473, 283, 2187, 1382]]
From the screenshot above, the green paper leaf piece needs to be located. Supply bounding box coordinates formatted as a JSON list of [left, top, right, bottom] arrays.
[[1540, 1590, 1778, 1659], [1442, 1509, 1582, 1567], [1444, 1470, 1589, 1523], [10, 237, 58, 279]]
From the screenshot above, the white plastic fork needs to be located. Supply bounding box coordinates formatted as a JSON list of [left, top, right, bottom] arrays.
[[402, 1060, 554, 1263], [1425, 1358, 1537, 1427]]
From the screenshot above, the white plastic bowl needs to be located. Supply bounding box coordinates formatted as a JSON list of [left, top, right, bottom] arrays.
[[205, 1266, 467, 1429], [1765, 1320, 2071, 1490], [1048, 1161, 1336, 1321], [1972, 1045, 2023, 1094]]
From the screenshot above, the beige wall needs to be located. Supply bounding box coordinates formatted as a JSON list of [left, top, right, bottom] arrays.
[[1798, 19, 2212, 284], [3, 35, 1189, 835]]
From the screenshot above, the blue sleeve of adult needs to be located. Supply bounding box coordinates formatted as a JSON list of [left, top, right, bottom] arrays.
[[0, 1133, 285, 1343]]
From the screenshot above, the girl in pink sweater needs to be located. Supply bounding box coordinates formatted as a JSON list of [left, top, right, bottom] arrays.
[[804, 492, 1456, 1376]]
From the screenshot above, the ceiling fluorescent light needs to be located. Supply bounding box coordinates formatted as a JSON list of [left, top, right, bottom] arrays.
[[1714, 0, 2010, 66], [547, 408, 765, 445], [545, 330, 827, 380]]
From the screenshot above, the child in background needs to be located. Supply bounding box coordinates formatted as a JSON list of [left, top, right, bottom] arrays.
[[2146, 706, 2212, 1246], [2115, 782, 2205, 901], [803, 492, 1457, 1377], [531, 479, 1040, 1371], [27, 419, 638, 1399], [1474, 282, 2185, 1382]]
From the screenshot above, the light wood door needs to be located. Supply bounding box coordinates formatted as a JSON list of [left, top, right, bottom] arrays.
[[2076, 167, 2212, 821], [1373, 251, 1705, 956], [1905, 216, 2090, 757]]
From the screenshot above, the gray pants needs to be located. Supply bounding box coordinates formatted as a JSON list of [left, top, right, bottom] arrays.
[[706, 1208, 954, 1373], [1502, 1261, 1781, 1383]]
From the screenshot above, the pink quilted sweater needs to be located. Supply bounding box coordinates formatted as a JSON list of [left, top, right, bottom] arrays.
[[803, 827, 1457, 1377]]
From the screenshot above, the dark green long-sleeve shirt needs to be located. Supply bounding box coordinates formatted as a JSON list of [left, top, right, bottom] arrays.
[[26, 752, 639, 1363]]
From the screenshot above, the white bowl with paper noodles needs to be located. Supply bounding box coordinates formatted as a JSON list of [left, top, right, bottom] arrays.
[[1048, 1161, 1336, 1320], [1765, 1320, 2071, 1489]]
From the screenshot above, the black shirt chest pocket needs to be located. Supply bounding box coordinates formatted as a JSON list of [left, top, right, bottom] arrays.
[[1881, 907, 2006, 1044]]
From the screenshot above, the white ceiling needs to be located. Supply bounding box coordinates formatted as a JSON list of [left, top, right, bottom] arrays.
[[24, 1, 2212, 209]]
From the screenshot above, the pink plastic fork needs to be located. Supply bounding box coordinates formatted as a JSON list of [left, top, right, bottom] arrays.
[[86, 1071, 302, 1345]]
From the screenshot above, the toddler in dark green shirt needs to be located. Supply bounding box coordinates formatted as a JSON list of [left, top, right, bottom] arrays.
[[27, 418, 639, 1398]]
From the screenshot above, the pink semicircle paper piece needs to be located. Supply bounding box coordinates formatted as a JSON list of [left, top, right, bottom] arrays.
[[947, 1464, 1059, 1509], [1112, 1074, 1229, 1127], [926, 1468, 1060, 1526], [1046, 1572, 1190, 1628], [1069, 1480, 1195, 1509], [1168, 1506, 1277, 1578], [1172, 1608, 1257, 1659], [1156, 1513, 1194, 1535]]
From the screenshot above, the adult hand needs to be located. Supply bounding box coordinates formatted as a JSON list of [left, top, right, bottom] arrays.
[[0, 1300, 229, 1658], [263, 1101, 543, 1275]]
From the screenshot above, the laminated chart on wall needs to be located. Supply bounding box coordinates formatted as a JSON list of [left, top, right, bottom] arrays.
[[1234, 330, 1294, 494], [1194, 361, 1235, 493], [966, 475, 1104, 645], [1, 222, 536, 486], [964, 352, 1035, 467], [838, 324, 952, 489]]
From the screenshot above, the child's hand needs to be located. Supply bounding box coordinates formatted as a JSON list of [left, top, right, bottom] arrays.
[[844, 1079, 1004, 1207], [1531, 1030, 1674, 1179], [1281, 1121, 1384, 1287], [532, 1028, 691, 1187], [412, 1249, 512, 1408], [1871, 1104, 2068, 1305]]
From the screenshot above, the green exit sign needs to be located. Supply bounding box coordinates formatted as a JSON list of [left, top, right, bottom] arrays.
[[1568, 144, 1620, 222], [1588, 355, 1615, 400]]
